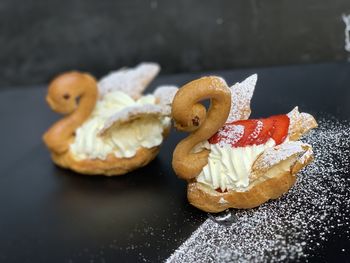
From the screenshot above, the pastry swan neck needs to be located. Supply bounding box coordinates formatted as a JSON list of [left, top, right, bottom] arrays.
[[43, 72, 98, 154], [172, 76, 231, 180]]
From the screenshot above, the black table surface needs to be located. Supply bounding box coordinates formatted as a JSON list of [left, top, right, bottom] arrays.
[[0, 62, 349, 262]]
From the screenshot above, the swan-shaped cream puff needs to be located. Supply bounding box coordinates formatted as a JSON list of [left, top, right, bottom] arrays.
[[43, 63, 178, 176], [172, 74, 317, 212]]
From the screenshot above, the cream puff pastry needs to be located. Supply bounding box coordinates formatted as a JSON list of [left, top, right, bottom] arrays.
[[172, 74, 317, 212], [43, 63, 177, 176]]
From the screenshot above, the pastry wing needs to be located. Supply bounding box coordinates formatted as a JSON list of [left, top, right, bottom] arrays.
[[98, 104, 165, 136], [153, 85, 178, 115], [287, 107, 318, 140], [251, 141, 313, 181], [98, 62, 160, 99], [99, 85, 178, 137], [227, 74, 257, 123]]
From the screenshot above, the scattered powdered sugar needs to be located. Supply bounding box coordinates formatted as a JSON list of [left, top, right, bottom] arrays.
[[226, 74, 257, 123], [215, 124, 245, 147], [167, 117, 350, 262]]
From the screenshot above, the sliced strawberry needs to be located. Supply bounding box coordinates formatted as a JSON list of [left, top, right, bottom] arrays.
[[208, 114, 290, 148], [269, 114, 290, 145], [231, 119, 259, 147], [254, 118, 274, 145], [208, 123, 245, 145]]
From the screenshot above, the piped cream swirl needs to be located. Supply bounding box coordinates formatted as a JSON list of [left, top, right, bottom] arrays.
[[196, 139, 275, 192], [70, 91, 169, 160]]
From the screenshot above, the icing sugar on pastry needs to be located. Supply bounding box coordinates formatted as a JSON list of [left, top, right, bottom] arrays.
[[227, 74, 256, 123]]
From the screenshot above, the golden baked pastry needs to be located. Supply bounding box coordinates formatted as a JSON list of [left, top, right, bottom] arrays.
[[172, 74, 317, 212], [43, 63, 177, 176]]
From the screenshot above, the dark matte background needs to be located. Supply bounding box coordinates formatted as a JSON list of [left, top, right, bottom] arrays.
[[1, 0, 350, 87]]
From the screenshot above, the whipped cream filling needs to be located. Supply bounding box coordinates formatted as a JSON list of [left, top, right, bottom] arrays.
[[196, 139, 276, 192], [70, 91, 170, 160]]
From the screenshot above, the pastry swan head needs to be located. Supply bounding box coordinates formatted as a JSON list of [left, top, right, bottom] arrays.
[[46, 72, 97, 114], [43, 72, 98, 154]]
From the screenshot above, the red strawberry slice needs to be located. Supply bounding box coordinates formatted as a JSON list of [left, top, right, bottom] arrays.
[[208, 123, 245, 145], [254, 118, 274, 145], [269, 114, 290, 145], [231, 119, 260, 147], [209, 114, 290, 147]]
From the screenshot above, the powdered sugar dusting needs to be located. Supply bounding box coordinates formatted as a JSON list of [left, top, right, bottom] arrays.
[[227, 74, 257, 123], [249, 120, 263, 139], [210, 76, 227, 90], [154, 85, 178, 106], [215, 125, 245, 147], [154, 85, 178, 115], [287, 107, 318, 140], [287, 107, 300, 127], [167, 117, 350, 262], [99, 104, 165, 134], [253, 141, 309, 171], [299, 146, 313, 165], [98, 63, 160, 99]]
